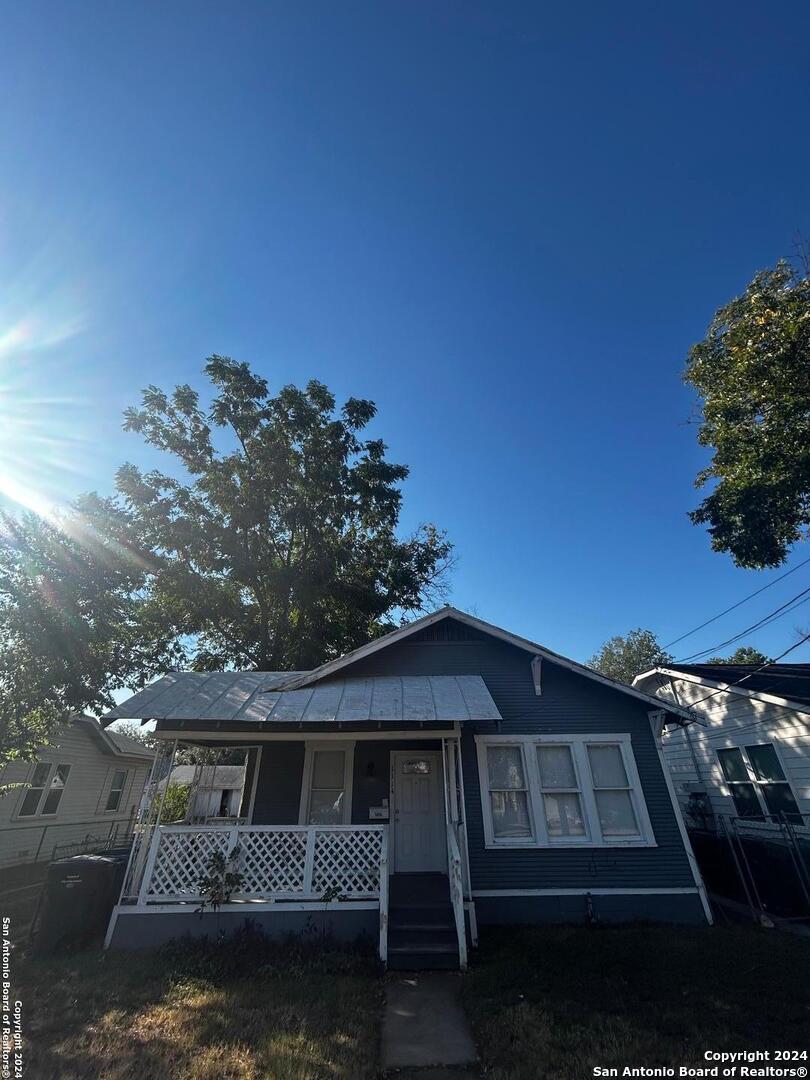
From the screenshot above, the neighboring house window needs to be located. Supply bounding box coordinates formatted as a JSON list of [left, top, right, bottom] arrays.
[[18, 764, 53, 817], [717, 744, 800, 820], [105, 770, 128, 812], [476, 734, 654, 848], [299, 743, 355, 826], [19, 763, 72, 817]]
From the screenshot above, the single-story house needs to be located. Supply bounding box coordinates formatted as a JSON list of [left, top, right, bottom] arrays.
[[632, 663, 810, 828], [0, 716, 155, 869], [102, 607, 711, 968], [157, 764, 247, 822]]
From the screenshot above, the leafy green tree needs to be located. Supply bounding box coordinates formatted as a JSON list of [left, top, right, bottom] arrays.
[[0, 508, 181, 771], [154, 782, 190, 824], [707, 646, 770, 665], [588, 629, 673, 685], [685, 260, 810, 568], [115, 357, 453, 670]]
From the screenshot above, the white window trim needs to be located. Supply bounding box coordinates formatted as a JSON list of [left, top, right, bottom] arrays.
[[716, 740, 800, 818], [475, 734, 656, 850], [298, 741, 356, 826]]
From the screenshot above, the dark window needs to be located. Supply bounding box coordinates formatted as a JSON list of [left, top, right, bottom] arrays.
[[41, 764, 71, 816], [105, 770, 127, 812], [717, 744, 800, 821], [18, 763, 52, 817]]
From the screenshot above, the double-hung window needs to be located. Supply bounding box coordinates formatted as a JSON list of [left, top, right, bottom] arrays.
[[299, 743, 355, 826], [105, 769, 128, 812], [717, 743, 800, 821], [18, 763, 72, 817], [477, 734, 654, 848]]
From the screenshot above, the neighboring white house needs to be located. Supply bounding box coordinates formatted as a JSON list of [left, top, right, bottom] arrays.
[[0, 716, 155, 869], [633, 663, 810, 827], [158, 764, 247, 822]]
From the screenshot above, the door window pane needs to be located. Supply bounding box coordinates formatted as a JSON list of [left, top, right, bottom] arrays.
[[744, 744, 786, 783], [595, 790, 639, 835], [402, 759, 431, 774], [717, 748, 748, 783], [544, 793, 586, 837], [490, 790, 531, 837], [487, 746, 525, 789], [537, 746, 577, 789], [588, 745, 629, 788]]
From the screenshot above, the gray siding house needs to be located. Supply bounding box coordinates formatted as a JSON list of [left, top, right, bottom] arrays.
[[103, 608, 710, 968], [0, 716, 155, 870]]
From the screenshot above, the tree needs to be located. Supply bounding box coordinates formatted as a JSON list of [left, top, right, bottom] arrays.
[[685, 259, 810, 568], [588, 629, 673, 685], [114, 357, 453, 670], [0, 507, 181, 772], [706, 646, 770, 665]]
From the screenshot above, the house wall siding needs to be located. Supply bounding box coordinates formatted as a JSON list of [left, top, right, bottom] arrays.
[[340, 622, 696, 893], [0, 722, 152, 868], [640, 673, 810, 819]]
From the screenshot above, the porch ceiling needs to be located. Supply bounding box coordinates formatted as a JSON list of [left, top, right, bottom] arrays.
[[103, 673, 502, 725]]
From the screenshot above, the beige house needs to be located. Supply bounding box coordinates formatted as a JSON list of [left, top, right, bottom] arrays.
[[0, 716, 155, 869]]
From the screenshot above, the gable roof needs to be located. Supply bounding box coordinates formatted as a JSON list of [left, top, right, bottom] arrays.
[[278, 607, 698, 723], [634, 663, 810, 715], [72, 715, 156, 760]]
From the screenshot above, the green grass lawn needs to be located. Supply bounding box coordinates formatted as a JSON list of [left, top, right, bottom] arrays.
[[12, 928, 382, 1080], [462, 925, 810, 1080]]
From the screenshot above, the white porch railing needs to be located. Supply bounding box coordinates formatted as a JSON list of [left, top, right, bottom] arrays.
[[446, 821, 468, 970], [128, 824, 387, 905]]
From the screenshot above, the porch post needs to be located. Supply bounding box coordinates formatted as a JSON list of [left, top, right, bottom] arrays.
[[379, 827, 389, 965]]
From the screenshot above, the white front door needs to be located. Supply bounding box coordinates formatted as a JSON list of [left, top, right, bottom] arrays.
[[391, 751, 445, 873]]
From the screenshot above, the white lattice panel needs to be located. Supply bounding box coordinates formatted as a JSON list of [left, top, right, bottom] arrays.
[[313, 828, 382, 897], [237, 830, 308, 896], [143, 825, 385, 902], [147, 829, 231, 898]]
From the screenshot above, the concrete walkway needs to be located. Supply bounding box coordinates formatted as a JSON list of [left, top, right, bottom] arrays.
[[381, 972, 477, 1072]]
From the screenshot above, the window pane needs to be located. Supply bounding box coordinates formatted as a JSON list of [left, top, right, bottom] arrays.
[[544, 793, 585, 837], [487, 746, 525, 790], [31, 764, 51, 787], [110, 769, 126, 792], [588, 745, 628, 788], [42, 788, 65, 815], [19, 789, 42, 816], [308, 789, 344, 824], [717, 748, 748, 783], [312, 750, 345, 789], [744, 744, 786, 783], [105, 789, 123, 812], [402, 759, 431, 774], [50, 764, 71, 789], [727, 783, 762, 818], [537, 746, 577, 789], [761, 783, 800, 819], [595, 790, 639, 835], [490, 790, 531, 837]]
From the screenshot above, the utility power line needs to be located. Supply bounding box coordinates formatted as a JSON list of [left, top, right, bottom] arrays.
[[662, 553, 810, 650], [676, 585, 810, 663]]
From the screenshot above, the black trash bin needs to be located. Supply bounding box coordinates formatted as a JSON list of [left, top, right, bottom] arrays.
[[36, 853, 127, 952]]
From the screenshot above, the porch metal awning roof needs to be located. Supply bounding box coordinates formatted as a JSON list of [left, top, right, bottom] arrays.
[[103, 673, 502, 725]]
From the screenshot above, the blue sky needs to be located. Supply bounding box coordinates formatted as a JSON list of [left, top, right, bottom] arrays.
[[1, 1, 809, 665]]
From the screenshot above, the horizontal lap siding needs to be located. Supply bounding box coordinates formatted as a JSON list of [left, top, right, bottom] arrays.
[[343, 624, 695, 892], [251, 742, 305, 824]]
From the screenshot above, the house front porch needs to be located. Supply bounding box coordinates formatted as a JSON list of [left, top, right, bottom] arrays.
[[105, 733, 473, 968]]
